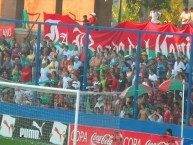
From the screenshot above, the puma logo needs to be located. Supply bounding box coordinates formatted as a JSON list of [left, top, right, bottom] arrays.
[[32, 121, 45, 136], [3, 120, 10, 133], [54, 127, 65, 141]]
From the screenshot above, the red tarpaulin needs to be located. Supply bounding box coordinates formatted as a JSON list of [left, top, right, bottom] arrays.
[[44, 13, 193, 58]]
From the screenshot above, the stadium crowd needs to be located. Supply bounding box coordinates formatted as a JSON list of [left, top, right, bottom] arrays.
[[0, 21, 193, 126]]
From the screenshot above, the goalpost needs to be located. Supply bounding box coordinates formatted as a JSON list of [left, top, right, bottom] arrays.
[[0, 81, 121, 145], [0, 81, 80, 145]]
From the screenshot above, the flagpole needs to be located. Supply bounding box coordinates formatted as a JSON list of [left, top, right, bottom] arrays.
[[181, 79, 185, 138]]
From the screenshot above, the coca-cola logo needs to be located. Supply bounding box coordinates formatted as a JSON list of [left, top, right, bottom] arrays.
[[145, 140, 170, 145], [91, 133, 113, 145]]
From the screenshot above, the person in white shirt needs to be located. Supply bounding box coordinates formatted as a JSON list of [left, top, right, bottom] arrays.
[[94, 96, 104, 113], [149, 7, 162, 24], [73, 56, 82, 70], [39, 63, 50, 86], [71, 75, 80, 90], [63, 72, 72, 89], [148, 69, 158, 82], [14, 89, 23, 104], [62, 44, 72, 61], [179, 8, 190, 27], [173, 57, 185, 78], [148, 111, 163, 123]]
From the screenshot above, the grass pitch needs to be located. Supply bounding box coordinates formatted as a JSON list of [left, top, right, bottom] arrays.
[[0, 136, 51, 145]]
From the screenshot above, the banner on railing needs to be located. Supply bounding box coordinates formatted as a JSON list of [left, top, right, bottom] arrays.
[[69, 124, 183, 145], [44, 13, 193, 58], [0, 114, 68, 145], [0, 25, 15, 39]]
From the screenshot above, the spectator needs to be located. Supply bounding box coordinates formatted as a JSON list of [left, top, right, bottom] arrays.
[[11, 44, 21, 64], [179, 8, 190, 27], [156, 58, 166, 81], [148, 110, 163, 123], [104, 100, 112, 115], [172, 102, 181, 125], [62, 72, 72, 89], [189, 114, 193, 126], [48, 56, 59, 73], [20, 37, 30, 54], [27, 49, 35, 65], [73, 56, 82, 70], [49, 46, 58, 60], [41, 51, 51, 66], [189, 7, 193, 26], [82, 15, 89, 26], [85, 12, 97, 26], [14, 89, 23, 104], [89, 52, 102, 68], [92, 76, 101, 92], [165, 128, 173, 136], [12, 56, 22, 70], [62, 44, 72, 61], [124, 101, 133, 118], [20, 53, 31, 68], [148, 69, 158, 82], [60, 55, 70, 73], [163, 104, 172, 124], [149, 7, 162, 24], [2, 56, 12, 74], [72, 45, 80, 57], [21, 63, 32, 83], [12, 64, 21, 82], [50, 71, 58, 87], [138, 103, 148, 120], [71, 75, 80, 90], [117, 72, 126, 92], [94, 96, 104, 114], [166, 64, 174, 80], [111, 74, 118, 91], [167, 52, 175, 65], [39, 62, 50, 84]]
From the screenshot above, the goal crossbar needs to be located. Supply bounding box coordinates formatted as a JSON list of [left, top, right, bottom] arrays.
[[0, 81, 78, 95]]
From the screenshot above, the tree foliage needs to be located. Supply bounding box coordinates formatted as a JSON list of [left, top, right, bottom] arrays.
[[112, 0, 185, 27], [160, 0, 184, 27], [112, 0, 141, 24]]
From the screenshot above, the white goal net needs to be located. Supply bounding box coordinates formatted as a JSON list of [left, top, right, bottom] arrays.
[[0, 81, 121, 145]]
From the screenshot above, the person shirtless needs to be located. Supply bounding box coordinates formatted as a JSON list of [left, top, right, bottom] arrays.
[[138, 103, 148, 120]]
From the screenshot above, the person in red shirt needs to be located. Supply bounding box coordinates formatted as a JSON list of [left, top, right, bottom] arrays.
[[163, 104, 172, 124], [21, 64, 32, 82], [172, 102, 181, 125], [60, 55, 69, 73], [85, 12, 97, 26], [111, 74, 118, 91]]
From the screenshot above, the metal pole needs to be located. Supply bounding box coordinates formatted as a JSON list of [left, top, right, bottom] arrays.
[[81, 28, 89, 112], [134, 31, 142, 119], [82, 28, 89, 91], [186, 36, 193, 125], [181, 79, 185, 138], [118, 0, 122, 23], [34, 23, 41, 105]]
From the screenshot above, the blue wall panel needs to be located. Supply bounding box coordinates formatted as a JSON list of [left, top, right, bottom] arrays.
[[0, 102, 193, 140]]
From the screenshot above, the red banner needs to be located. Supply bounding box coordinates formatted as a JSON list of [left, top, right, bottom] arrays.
[[44, 13, 193, 58], [0, 25, 15, 39], [69, 125, 182, 145]]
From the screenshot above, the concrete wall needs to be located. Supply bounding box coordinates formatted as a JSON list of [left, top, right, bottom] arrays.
[[94, 0, 113, 26]]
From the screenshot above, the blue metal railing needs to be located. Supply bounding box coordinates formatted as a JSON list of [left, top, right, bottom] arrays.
[[0, 18, 193, 122]]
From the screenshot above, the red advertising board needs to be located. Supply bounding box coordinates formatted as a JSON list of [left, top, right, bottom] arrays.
[[69, 124, 182, 145], [0, 25, 15, 39]]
